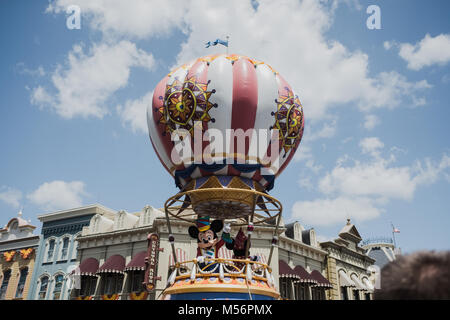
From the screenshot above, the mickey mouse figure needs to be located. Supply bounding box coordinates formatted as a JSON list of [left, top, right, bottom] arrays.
[[188, 216, 232, 270]]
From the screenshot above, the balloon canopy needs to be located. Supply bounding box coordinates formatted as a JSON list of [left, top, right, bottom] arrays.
[[147, 54, 304, 193]]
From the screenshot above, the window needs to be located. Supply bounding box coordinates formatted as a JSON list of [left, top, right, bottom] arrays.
[[38, 276, 49, 300], [71, 234, 80, 260], [353, 289, 360, 300], [15, 267, 28, 299], [101, 274, 124, 295], [129, 271, 145, 293], [312, 287, 326, 300], [0, 270, 11, 300], [340, 287, 348, 300], [53, 274, 64, 300], [279, 278, 291, 300], [80, 276, 98, 297], [47, 239, 56, 262], [60, 237, 70, 260], [295, 283, 308, 300], [365, 292, 371, 300]]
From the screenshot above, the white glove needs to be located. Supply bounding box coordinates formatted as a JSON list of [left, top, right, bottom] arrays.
[[223, 223, 231, 233], [197, 256, 205, 264]]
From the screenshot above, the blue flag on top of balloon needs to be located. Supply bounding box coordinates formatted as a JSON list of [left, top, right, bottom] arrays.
[[205, 38, 229, 48]]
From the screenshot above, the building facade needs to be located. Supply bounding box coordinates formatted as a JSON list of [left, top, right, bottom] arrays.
[[277, 221, 332, 300], [71, 206, 159, 300], [24, 203, 377, 301], [70, 205, 336, 300], [0, 212, 39, 300], [26, 204, 115, 300], [320, 219, 376, 300]]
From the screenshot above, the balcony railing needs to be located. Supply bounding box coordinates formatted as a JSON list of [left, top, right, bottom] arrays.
[[361, 237, 393, 246]]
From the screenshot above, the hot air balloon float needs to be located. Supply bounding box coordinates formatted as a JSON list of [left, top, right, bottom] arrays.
[[146, 53, 304, 300]]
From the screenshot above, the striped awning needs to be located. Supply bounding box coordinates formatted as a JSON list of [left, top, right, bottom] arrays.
[[293, 265, 317, 284], [310, 270, 333, 288], [97, 255, 126, 274], [279, 260, 299, 279], [124, 251, 147, 272], [339, 270, 356, 287], [351, 274, 368, 291], [169, 248, 188, 265], [73, 258, 99, 276], [362, 277, 374, 291]]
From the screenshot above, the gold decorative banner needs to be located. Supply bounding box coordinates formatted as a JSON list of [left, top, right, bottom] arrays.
[[101, 294, 119, 300], [3, 251, 15, 262], [19, 248, 34, 259], [129, 291, 148, 300]]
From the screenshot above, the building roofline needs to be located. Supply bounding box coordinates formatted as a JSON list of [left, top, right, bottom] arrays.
[[37, 203, 116, 222]]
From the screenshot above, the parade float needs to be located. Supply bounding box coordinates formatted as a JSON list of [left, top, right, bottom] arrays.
[[145, 53, 304, 300]]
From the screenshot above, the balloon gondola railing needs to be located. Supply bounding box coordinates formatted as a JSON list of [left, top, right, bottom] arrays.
[[144, 53, 305, 300], [162, 258, 279, 300]]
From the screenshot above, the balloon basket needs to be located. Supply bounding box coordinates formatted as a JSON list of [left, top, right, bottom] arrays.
[[162, 258, 280, 300]]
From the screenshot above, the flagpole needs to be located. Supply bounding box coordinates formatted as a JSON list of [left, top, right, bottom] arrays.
[[391, 222, 397, 248]]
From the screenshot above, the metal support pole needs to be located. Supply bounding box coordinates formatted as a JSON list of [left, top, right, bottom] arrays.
[[244, 194, 257, 260], [165, 207, 177, 265], [267, 212, 282, 266]]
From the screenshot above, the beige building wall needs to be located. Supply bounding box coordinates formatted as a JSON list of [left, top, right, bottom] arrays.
[[1, 251, 36, 300]]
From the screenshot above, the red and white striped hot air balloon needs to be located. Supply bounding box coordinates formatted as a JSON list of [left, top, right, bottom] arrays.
[[147, 54, 304, 193]]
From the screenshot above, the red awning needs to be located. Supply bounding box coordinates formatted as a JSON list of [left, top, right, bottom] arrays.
[[74, 258, 99, 276], [279, 260, 300, 279], [124, 251, 147, 272], [310, 270, 333, 288], [294, 265, 318, 284], [97, 255, 126, 274]]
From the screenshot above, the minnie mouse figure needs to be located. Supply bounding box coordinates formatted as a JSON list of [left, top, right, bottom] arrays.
[[188, 216, 232, 269], [225, 228, 260, 270]]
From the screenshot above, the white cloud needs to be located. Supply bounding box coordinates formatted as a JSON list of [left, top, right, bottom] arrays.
[[383, 41, 393, 50], [16, 62, 46, 77], [293, 135, 450, 226], [319, 141, 450, 201], [305, 119, 338, 141], [319, 159, 416, 200], [117, 90, 153, 134], [363, 114, 380, 130], [355, 71, 431, 111], [292, 196, 381, 226], [48, 0, 430, 120], [0, 187, 23, 208], [397, 33, 450, 70], [359, 137, 384, 158], [27, 180, 88, 211], [31, 41, 155, 119], [47, 0, 190, 39], [171, 0, 431, 118]]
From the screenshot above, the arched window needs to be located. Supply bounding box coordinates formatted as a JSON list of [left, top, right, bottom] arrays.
[[71, 233, 80, 261], [53, 274, 64, 300], [15, 267, 28, 299], [59, 237, 70, 260], [38, 276, 49, 300], [294, 223, 302, 241], [46, 238, 56, 262], [0, 270, 11, 300]]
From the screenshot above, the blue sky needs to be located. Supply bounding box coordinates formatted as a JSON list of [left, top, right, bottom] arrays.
[[1, 0, 449, 253]]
